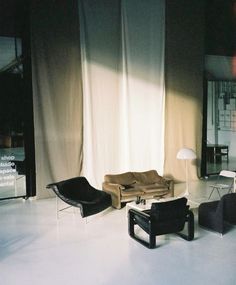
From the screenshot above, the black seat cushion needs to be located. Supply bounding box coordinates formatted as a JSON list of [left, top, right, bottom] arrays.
[[56, 177, 99, 201]]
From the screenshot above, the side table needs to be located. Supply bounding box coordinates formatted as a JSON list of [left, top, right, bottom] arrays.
[[126, 197, 180, 217]]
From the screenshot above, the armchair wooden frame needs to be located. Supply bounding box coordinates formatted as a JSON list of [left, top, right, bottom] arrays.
[[128, 200, 194, 249]]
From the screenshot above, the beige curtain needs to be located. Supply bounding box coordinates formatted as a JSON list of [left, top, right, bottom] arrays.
[[31, 0, 83, 198], [164, 0, 205, 182], [79, 0, 165, 188]]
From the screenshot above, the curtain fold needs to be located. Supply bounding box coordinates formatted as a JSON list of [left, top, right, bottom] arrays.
[[79, 0, 121, 188], [120, 0, 165, 171], [79, 0, 165, 187], [31, 0, 83, 198]]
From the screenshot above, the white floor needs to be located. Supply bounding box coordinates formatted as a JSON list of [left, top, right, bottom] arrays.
[[0, 179, 236, 285]]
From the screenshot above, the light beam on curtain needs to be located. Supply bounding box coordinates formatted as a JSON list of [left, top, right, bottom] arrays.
[[79, 0, 165, 188], [120, 0, 165, 171]]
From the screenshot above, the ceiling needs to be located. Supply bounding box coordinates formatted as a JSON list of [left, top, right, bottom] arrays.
[[0, 0, 235, 58], [206, 0, 236, 56]]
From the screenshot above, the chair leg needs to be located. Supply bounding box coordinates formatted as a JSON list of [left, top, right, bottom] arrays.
[[186, 210, 194, 241], [208, 188, 215, 199], [149, 233, 156, 249], [208, 186, 221, 199], [177, 210, 194, 241], [128, 211, 156, 249], [128, 211, 135, 237], [56, 196, 59, 219]]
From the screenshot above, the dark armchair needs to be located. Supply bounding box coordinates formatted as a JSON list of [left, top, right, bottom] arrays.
[[198, 193, 236, 234], [46, 176, 112, 218], [128, 197, 194, 249]]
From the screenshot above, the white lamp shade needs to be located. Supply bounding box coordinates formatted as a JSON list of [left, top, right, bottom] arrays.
[[177, 148, 197, 160]]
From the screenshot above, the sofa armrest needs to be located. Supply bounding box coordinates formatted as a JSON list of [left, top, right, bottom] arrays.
[[102, 182, 124, 195], [163, 177, 174, 196], [102, 182, 124, 209]]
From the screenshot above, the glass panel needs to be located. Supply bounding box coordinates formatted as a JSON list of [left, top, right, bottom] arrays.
[[206, 80, 236, 175], [0, 36, 26, 199], [0, 37, 22, 73], [0, 147, 25, 199]]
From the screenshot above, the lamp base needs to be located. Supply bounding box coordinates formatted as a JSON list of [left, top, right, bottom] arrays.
[[179, 190, 199, 206], [180, 189, 190, 197]]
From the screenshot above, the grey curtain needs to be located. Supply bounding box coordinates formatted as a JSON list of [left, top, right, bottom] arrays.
[[31, 0, 83, 198]]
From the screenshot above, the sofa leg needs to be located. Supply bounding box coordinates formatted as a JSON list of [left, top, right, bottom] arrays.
[[110, 195, 121, 209], [116, 202, 122, 209]]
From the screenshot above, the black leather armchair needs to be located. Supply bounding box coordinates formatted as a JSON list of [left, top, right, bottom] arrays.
[[198, 193, 236, 234], [128, 197, 194, 249], [46, 176, 112, 218]]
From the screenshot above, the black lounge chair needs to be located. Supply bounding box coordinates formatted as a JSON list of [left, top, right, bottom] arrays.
[[198, 193, 236, 234], [46, 176, 112, 218], [128, 197, 194, 249]]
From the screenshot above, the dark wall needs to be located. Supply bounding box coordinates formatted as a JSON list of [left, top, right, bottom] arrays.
[[0, 74, 24, 134], [206, 0, 236, 56], [0, 0, 25, 37], [165, 0, 205, 96]]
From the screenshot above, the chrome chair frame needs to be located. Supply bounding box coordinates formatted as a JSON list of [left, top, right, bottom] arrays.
[[208, 170, 236, 200]]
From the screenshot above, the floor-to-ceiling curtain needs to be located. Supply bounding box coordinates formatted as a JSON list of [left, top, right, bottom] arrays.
[[79, 0, 165, 187], [164, 0, 204, 182], [31, 0, 83, 198]]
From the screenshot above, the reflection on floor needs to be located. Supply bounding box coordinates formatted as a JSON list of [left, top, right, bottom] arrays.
[[207, 156, 236, 175], [0, 178, 236, 285], [0, 174, 26, 199]]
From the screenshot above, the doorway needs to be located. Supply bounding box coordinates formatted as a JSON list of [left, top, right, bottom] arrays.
[[202, 0, 236, 177], [206, 78, 236, 175]]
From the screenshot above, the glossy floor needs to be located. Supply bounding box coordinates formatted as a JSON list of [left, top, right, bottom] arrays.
[[0, 179, 236, 285], [206, 157, 236, 176]]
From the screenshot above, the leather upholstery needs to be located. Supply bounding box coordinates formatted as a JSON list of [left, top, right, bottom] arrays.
[[47, 176, 112, 218]]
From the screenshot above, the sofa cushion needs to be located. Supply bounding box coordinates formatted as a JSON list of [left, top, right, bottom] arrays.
[[136, 183, 168, 192], [121, 187, 144, 197], [143, 188, 169, 195], [136, 183, 167, 189], [104, 172, 136, 185], [133, 170, 166, 185]]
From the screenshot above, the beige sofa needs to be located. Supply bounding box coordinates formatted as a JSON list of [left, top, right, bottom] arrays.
[[102, 170, 174, 209]]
